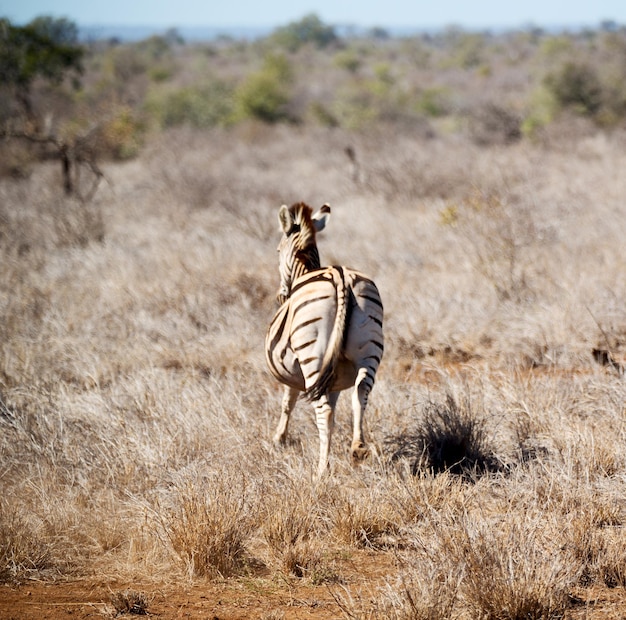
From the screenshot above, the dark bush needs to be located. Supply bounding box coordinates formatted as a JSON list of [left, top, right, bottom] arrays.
[[544, 61, 603, 116], [387, 394, 501, 478], [468, 103, 522, 146]]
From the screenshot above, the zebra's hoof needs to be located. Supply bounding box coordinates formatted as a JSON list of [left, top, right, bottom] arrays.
[[351, 444, 369, 464], [273, 435, 286, 449]]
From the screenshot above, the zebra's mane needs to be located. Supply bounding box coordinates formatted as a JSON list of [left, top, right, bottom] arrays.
[[288, 203, 321, 269], [288, 202, 314, 238]]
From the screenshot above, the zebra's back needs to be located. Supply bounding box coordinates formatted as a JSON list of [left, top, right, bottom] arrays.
[[265, 266, 383, 398]]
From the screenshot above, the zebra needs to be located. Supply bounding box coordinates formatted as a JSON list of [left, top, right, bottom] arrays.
[[265, 202, 384, 478]]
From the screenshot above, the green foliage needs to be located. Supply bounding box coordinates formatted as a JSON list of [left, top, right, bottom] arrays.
[[415, 86, 450, 117], [544, 61, 603, 116], [0, 16, 83, 97], [331, 91, 378, 130], [400, 38, 432, 69], [521, 86, 558, 138], [329, 61, 425, 129], [270, 13, 338, 52], [455, 32, 486, 69], [99, 107, 145, 160], [440, 28, 486, 69], [102, 44, 148, 84], [334, 49, 361, 74], [145, 80, 234, 128], [148, 64, 173, 82], [233, 54, 294, 123], [539, 35, 573, 60], [0, 16, 88, 184], [372, 63, 394, 89], [137, 34, 172, 60], [367, 26, 390, 40], [308, 101, 339, 127]]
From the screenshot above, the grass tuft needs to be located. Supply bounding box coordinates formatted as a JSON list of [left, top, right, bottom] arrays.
[[110, 589, 149, 615], [387, 393, 501, 478], [157, 471, 252, 578]]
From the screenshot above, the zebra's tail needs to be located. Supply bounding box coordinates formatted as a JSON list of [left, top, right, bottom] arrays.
[[305, 266, 348, 402]]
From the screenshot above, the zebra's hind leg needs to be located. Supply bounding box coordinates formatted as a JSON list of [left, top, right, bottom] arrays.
[[313, 392, 339, 479], [273, 386, 299, 447], [350, 367, 374, 464]]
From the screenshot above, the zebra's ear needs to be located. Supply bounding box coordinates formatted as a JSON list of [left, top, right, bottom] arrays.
[[312, 204, 331, 232], [278, 204, 293, 234]]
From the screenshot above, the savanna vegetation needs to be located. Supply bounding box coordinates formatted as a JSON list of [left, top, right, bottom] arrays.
[[1, 13, 626, 619]]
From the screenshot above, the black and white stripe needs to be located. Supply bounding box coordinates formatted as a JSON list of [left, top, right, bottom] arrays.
[[265, 202, 384, 477]]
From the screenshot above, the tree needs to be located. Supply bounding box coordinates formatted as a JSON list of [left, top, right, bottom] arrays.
[[0, 17, 104, 198], [270, 14, 338, 52], [544, 61, 603, 116], [0, 16, 84, 127], [234, 54, 294, 123]]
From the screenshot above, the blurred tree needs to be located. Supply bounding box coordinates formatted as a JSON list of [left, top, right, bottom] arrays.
[[0, 17, 106, 199], [367, 26, 390, 40], [544, 61, 602, 116], [600, 19, 619, 33], [234, 53, 294, 123], [0, 16, 84, 128], [270, 13, 338, 52]]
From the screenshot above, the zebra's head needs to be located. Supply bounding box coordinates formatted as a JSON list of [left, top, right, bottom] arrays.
[[276, 202, 330, 303]]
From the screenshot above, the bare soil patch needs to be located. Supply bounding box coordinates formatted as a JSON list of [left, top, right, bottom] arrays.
[[2, 566, 626, 619]]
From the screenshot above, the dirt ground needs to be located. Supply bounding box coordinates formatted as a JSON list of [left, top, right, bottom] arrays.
[[0, 579, 344, 619], [1, 550, 625, 620], [0, 550, 388, 619]]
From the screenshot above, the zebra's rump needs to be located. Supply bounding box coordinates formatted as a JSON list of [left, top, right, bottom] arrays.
[[265, 266, 383, 397]]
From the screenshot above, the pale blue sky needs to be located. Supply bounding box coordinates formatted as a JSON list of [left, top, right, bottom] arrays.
[[2, 0, 625, 30]]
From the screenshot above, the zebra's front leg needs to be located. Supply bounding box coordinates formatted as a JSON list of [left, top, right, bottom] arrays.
[[273, 386, 299, 447], [351, 367, 374, 463], [313, 392, 339, 478]]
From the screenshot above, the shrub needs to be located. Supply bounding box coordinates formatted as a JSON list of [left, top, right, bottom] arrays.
[[262, 490, 322, 577], [521, 86, 558, 138], [544, 61, 602, 116], [270, 13, 338, 52], [146, 80, 234, 129], [110, 590, 150, 615], [332, 491, 400, 549], [330, 68, 416, 130], [0, 140, 36, 179], [415, 86, 450, 118], [233, 53, 294, 123], [0, 500, 54, 583], [99, 106, 145, 159], [372, 563, 461, 619], [468, 102, 522, 146], [439, 29, 486, 69], [334, 49, 362, 74], [447, 189, 549, 302], [103, 44, 149, 84], [387, 393, 499, 478], [454, 517, 577, 619], [159, 473, 252, 578]]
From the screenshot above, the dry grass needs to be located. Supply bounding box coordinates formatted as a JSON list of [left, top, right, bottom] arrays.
[[260, 476, 327, 578], [154, 468, 253, 578], [386, 392, 501, 477], [1, 121, 626, 617], [109, 589, 150, 615]]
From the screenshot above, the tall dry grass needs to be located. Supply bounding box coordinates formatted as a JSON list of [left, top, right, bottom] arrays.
[[1, 123, 625, 617]]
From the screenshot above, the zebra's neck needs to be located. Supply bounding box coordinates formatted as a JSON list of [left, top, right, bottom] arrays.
[[293, 246, 321, 279], [291, 245, 320, 284], [279, 236, 322, 304]]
